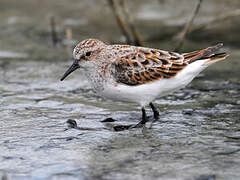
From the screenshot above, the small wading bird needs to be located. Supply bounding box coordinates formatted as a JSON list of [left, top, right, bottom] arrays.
[[61, 39, 229, 130]]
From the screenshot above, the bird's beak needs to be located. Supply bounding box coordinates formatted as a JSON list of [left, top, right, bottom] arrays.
[[60, 59, 80, 81]]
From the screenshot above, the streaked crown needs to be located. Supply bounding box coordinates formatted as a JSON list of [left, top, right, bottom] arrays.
[[73, 39, 106, 60]]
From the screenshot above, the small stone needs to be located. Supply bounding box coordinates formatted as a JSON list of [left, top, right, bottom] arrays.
[[66, 119, 78, 129]]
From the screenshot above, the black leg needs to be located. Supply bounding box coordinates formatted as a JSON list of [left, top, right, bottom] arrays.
[[149, 102, 159, 119], [141, 107, 148, 124], [113, 107, 148, 131], [133, 107, 148, 128]]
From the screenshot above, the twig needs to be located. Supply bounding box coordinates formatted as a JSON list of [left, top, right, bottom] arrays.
[[65, 27, 72, 40], [1, 173, 8, 180], [50, 15, 58, 46], [107, 0, 132, 44], [120, 0, 143, 46], [174, 0, 203, 52], [65, 27, 73, 57], [190, 8, 240, 32]]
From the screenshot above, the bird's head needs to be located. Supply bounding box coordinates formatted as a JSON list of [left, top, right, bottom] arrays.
[[60, 39, 106, 81]]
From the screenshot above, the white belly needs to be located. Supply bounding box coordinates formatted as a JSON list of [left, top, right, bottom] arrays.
[[99, 60, 208, 107]]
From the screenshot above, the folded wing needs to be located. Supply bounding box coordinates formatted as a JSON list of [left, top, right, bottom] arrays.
[[113, 44, 228, 86], [113, 46, 187, 85]]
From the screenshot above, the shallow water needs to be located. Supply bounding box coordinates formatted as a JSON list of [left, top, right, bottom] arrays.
[[0, 50, 240, 180], [1, 0, 240, 179]]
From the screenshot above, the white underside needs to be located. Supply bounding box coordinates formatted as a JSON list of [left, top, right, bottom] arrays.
[[98, 60, 210, 107]]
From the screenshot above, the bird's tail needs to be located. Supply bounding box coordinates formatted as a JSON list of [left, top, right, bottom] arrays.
[[183, 43, 229, 65]]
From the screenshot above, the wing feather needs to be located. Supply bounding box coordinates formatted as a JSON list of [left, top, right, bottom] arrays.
[[112, 43, 228, 86], [113, 46, 187, 85]]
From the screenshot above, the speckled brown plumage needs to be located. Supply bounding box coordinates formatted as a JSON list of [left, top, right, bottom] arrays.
[[112, 44, 227, 86], [61, 39, 229, 129], [62, 39, 228, 88]]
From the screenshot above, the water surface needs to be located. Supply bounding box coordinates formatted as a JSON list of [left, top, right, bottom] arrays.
[[0, 50, 239, 180], [0, 0, 240, 179]]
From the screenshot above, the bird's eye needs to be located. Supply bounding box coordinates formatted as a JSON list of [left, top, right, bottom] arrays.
[[85, 51, 91, 56]]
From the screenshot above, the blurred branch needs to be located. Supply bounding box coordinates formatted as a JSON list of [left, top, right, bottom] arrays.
[[1, 173, 8, 180], [158, 0, 166, 4], [107, 0, 132, 44], [120, 0, 143, 46], [65, 27, 73, 57], [107, 0, 143, 46], [50, 15, 58, 46], [65, 27, 72, 40], [174, 0, 203, 52], [190, 8, 240, 32]]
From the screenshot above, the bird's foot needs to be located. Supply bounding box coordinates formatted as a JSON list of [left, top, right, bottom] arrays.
[[66, 119, 78, 129], [153, 111, 160, 119], [113, 124, 133, 131], [113, 121, 146, 132]]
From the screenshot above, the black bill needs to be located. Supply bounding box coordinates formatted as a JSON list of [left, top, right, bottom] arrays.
[[60, 59, 80, 81]]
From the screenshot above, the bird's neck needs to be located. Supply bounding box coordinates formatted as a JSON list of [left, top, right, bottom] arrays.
[[83, 62, 113, 91]]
